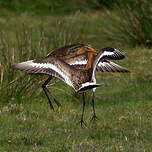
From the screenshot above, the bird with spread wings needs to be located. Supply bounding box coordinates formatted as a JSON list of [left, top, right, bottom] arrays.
[[13, 43, 129, 126]]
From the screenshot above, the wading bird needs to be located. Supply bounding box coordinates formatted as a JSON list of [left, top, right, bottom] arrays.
[[12, 43, 129, 126]]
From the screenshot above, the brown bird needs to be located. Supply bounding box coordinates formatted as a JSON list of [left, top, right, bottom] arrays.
[[12, 43, 129, 126]]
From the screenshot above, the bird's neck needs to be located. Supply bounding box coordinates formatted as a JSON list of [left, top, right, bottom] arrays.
[[85, 52, 95, 70]]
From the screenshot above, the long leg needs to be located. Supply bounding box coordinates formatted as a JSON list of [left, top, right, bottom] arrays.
[[42, 76, 54, 110], [90, 91, 98, 122], [80, 92, 87, 127], [45, 87, 61, 107]]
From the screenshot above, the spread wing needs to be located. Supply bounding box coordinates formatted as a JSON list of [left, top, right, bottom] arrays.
[[100, 47, 125, 60], [91, 48, 129, 80], [47, 43, 86, 57], [12, 57, 74, 88], [64, 48, 129, 72], [96, 60, 129, 72]]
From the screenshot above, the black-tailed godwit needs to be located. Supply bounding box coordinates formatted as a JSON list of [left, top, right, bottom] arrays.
[[12, 43, 129, 126]]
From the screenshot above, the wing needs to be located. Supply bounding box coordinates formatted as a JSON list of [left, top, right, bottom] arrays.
[[99, 47, 125, 60], [64, 48, 129, 72], [12, 57, 74, 88], [47, 43, 86, 57], [65, 47, 125, 66], [96, 60, 129, 72], [91, 48, 129, 80], [66, 57, 129, 72]]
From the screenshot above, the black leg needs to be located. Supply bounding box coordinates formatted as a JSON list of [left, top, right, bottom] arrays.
[[90, 91, 98, 122], [80, 92, 87, 127], [42, 76, 54, 110], [45, 87, 61, 107]]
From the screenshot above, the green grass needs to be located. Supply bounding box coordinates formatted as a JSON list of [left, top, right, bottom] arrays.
[[0, 0, 116, 16], [0, 93, 152, 151], [0, 0, 92, 16], [102, 0, 152, 47], [0, 6, 152, 151]]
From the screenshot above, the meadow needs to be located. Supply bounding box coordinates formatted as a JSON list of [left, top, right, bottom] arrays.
[[0, 0, 152, 151]]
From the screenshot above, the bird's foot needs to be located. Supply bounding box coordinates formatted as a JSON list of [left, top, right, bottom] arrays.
[[90, 114, 98, 122], [79, 119, 87, 128]]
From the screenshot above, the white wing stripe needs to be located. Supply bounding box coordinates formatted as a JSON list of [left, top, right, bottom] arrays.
[[101, 51, 114, 56], [19, 60, 73, 87], [70, 59, 87, 65]]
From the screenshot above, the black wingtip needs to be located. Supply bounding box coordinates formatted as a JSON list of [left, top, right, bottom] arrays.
[[101, 47, 115, 52], [100, 47, 125, 60]]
